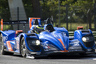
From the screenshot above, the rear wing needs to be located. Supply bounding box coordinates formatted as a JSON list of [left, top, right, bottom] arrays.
[[0, 19, 28, 32], [1, 19, 28, 25]]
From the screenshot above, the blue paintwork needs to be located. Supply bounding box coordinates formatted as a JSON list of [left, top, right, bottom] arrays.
[[0, 18, 95, 56], [39, 31, 69, 50], [54, 27, 69, 37], [74, 29, 95, 49], [28, 18, 95, 54], [0, 30, 40, 54]]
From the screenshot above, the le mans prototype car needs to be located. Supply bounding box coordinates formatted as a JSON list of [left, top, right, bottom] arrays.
[[0, 18, 95, 58]]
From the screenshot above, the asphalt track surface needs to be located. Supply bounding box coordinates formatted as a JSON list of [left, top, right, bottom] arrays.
[[0, 38, 96, 64]]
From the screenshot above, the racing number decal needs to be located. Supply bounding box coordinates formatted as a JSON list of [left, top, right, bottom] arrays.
[[6, 41, 13, 51]]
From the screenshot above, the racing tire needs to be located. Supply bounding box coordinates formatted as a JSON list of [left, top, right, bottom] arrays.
[[21, 37, 26, 57], [20, 37, 36, 59], [1, 34, 13, 55]]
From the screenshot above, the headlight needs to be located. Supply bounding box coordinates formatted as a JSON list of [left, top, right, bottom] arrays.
[[30, 40, 40, 46], [36, 40, 40, 45], [82, 37, 89, 42], [82, 37, 87, 42]]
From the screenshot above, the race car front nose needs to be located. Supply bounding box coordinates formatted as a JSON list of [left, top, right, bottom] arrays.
[[69, 40, 83, 52], [68, 46, 83, 52], [42, 43, 59, 52]]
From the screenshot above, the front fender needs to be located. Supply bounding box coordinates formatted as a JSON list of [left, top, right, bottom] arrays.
[[19, 33, 40, 52], [74, 29, 95, 49], [0, 30, 16, 43]]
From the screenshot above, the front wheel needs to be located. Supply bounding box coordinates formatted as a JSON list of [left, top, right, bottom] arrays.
[[21, 37, 26, 57], [20, 37, 36, 59]]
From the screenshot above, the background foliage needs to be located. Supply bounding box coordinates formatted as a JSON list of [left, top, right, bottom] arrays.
[[0, 0, 96, 30]]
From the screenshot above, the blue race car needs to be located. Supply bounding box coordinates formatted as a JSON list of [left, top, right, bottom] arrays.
[[0, 18, 95, 58], [28, 18, 95, 55]]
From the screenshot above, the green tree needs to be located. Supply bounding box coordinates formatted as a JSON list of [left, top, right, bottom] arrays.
[[41, 0, 59, 19], [0, 0, 10, 21], [23, 0, 41, 17], [61, 0, 95, 29], [73, 0, 94, 29], [31, 0, 41, 17]]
